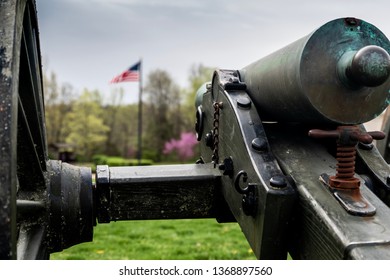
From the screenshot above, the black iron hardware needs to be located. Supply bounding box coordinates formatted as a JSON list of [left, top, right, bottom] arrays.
[[309, 125, 385, 216], [234, 170, 258, 217]]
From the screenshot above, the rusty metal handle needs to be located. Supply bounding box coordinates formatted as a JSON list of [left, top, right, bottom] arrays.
[[368, 131, 386, 140], [308, 129, 340, 139], [309, 126, 385, 145]]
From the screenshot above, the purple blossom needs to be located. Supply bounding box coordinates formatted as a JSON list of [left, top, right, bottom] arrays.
[[163, 132, 198, 161]]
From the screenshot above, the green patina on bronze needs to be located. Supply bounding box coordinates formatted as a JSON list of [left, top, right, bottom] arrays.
[[239, 18, 390, 125]]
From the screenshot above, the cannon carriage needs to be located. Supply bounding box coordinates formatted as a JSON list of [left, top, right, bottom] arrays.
[[2, 0, 390, 259]]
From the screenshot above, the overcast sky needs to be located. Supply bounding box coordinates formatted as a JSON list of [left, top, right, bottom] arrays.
[[36, 0, 390, 103]]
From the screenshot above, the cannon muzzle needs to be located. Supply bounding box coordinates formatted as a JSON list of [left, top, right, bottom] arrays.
[[239, 18, 390, 125]]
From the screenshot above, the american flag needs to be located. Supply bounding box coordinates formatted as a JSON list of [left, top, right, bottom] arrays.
[[110, 61, 141, 83]]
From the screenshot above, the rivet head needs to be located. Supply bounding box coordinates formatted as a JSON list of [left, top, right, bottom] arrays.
[[252, 137, 267, 151], [237, 97, 251, 109], [205, 132, 214, 148], [270, 175, 287, 188]]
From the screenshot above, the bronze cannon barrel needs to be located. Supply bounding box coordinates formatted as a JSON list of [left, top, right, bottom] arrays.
[[239, 17, 390, 124]]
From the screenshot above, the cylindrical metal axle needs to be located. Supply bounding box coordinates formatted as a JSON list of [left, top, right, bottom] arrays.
[[239, 17, 390, 125]]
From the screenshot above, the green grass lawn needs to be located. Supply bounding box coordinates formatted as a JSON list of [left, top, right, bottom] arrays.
[[50, 219, 257, 260]]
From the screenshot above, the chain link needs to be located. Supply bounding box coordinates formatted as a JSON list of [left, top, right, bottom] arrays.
[[212, 102, 222, 167]]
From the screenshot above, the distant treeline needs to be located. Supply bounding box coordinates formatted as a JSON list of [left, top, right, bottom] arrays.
[[43, 64, 213, 163]]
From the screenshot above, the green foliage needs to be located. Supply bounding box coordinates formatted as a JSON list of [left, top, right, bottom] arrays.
[[102, 93, 139, 158], [44, 65, 215, 163], [43, 71, 76, 146], [183, 64, 214, 125], [143, 69, 184, 161], [63, 90, 110, 161], [141, 149, 159, 162], [106, 157, 131, 166], [92, 154, 153, 166], [106, 157, 153, 166], [92, 154, 109, 165], [50, 219, 256, 260]]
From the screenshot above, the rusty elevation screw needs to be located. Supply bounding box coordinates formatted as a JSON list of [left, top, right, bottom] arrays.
[[308, 125, 385, 190]]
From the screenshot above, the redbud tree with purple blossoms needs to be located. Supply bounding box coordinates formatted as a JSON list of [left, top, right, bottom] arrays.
[[163, 132, 198, 162]]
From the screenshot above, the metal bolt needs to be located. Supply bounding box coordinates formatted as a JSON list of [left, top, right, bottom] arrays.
[[237, 97, 251, 109], [205, 132, 214, 148], [252, 137, 267, 152], [218, 157, 234, 177], [270, 175, 287, 188]]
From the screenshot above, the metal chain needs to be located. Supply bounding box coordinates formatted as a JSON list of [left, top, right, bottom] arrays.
[[212, 102, 222, 167]]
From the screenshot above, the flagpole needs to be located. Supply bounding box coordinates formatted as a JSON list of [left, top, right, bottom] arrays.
[[137, 58, 143, 165]]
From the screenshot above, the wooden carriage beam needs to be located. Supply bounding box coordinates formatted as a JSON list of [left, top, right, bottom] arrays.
[[95, 163, 234, 223]]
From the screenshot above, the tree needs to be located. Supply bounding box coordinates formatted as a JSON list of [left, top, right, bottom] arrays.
[[63, 89, 110, 161], [102, 103, 139, 158], [43, 71, 75, 146], [143, 69, 181, 161], [183, 64, 214, 126], [103, 87, 124, 156], [163, 132, 198, 162]]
